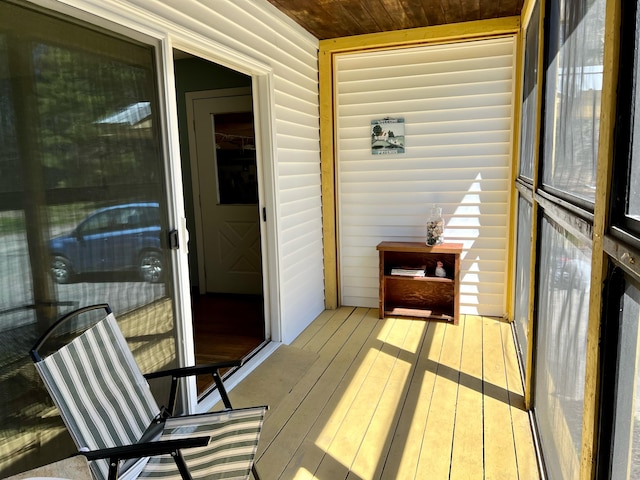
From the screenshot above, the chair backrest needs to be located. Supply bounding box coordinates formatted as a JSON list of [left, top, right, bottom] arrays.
[[32, 305, 160, 480]]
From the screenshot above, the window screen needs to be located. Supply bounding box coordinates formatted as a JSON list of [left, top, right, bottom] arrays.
[[610, 280, 640, 479], [614, 0, 640, 236], [518, 1, 540, 181], [513, 196, 533, 370], [534, 214, 591, 480], [542, 0, 606, 205]]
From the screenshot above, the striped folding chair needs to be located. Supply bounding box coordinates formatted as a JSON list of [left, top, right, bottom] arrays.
[[30, 304, 267, 480]]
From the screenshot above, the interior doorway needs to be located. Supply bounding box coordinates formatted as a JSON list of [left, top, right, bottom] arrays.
[[175, 56, 268, 396]]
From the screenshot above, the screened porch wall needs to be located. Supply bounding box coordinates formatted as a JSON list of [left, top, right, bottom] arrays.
[[335, 37, 516, 317]]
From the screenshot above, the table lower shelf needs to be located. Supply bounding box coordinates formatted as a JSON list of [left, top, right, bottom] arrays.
[[384, 307, 455, 322]]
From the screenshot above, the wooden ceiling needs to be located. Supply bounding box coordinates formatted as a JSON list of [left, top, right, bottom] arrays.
[[266, 0, 524, 40]]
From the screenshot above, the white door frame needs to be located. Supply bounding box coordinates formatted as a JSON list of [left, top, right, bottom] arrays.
[[174, 56, 282, 413], [186, 84, 278, 332]]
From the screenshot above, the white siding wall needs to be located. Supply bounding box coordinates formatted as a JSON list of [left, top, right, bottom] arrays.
[[336, 37, 515, 317], [50, 0, 324, 343]]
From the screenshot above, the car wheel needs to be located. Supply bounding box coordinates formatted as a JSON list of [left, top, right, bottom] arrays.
[[139, 251, 163, 283], [51, 256, 73, 284]]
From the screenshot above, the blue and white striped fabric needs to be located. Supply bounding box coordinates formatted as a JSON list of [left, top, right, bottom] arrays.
[[34, 312, 266, 480]]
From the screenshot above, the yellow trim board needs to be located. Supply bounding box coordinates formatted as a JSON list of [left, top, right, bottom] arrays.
[[320, 17, 520, 54], [581, 0, 621, 477]]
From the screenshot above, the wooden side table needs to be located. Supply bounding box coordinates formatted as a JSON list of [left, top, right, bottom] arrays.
[[376, 241, 463, 324]]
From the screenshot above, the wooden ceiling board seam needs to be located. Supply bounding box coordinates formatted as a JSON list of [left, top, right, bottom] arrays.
[[460, 0, 482, 20], [479, 0, 507, 19], [266, 0, 524, 39], [272, 1, 339, 39], [337, 1, 383, 35], [420, 0, 448, 25], [442, 0, 467, 23], [367, 0, 403, 32], [323, 0, 376, 37], [377, 0, 414, 29], [396, 0, 431, 27]]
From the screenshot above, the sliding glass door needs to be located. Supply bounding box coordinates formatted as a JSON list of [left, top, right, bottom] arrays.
[[0, 2, 179, 475]]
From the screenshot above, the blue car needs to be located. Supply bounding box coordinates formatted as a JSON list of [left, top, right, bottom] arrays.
[[49, 202, 164, 283]]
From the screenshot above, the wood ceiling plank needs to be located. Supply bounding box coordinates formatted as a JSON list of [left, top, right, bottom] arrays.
[[479, 0, 503, 19], [266, 0, 336, 38], [367, 0, 405, 32], [376, 0, 428, 30], [419, 0, 448, 25], [266, 0, 524, 39], [441, 0, 466, 24], [480, 0, 523, 18], [397, 0, 431, 28], [460, 0, 482, 21], [325, 0, 383, 37]]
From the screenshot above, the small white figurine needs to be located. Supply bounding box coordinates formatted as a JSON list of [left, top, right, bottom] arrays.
[[435, 261, 446, 278]]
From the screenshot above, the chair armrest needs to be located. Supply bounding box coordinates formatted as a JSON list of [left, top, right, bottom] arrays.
[[77, 436, 210, 461], [143, 359, 242, 380], [144, 360, 242, 413], [78, 437, 211, 480]]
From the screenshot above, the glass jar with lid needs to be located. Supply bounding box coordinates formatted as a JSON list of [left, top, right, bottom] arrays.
[[426, 205, 444, 246]]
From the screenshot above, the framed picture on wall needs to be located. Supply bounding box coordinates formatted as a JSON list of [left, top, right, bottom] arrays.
[[371, 117, 405, 154]]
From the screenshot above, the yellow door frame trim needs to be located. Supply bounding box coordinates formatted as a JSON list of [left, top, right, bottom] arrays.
[[319, 17, 521, 309]]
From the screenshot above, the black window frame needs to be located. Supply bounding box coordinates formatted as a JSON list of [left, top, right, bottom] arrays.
[[610, 0, 640, 245], [596, 265, 640, 478]]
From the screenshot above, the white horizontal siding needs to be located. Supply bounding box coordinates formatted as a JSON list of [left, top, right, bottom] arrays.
[[336, 36, 515, 317], [161, 0, 324, 343], [55, 0, 324, 343]]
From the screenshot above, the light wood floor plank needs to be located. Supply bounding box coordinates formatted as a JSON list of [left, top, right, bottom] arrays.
[[313, 316, 411, 478], [296, 306, 358, 354], [259, 308, 381, 477], [380, 318, 445, 479], [483, 316, 519, 479], [290, 308, 346, 350], [276, 310, 385, 478], [450, 315, 485, 479], [415, 318, 465, 479], [259, 309, 376, 478], [349, 319, 428, 479], [501, 320, 540, 479], [226, 344, 319, 409]]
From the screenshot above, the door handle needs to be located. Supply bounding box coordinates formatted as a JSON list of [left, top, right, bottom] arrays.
[[169, 229, 179, 249]]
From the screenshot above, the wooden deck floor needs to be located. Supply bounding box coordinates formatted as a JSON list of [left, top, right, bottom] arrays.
[[224, 307, 541, 480]]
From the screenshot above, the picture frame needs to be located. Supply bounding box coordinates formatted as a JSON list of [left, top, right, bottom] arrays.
[[371, 117, 405, 155]]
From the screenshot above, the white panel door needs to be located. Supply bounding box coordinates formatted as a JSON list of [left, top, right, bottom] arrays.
[[192, 93, 262, 295]]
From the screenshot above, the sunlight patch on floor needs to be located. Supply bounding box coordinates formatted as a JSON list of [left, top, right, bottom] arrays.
[[312, 318, 425, 478]]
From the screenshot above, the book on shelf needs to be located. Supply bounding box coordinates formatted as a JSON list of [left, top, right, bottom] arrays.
[[390, 266, 426, 277]]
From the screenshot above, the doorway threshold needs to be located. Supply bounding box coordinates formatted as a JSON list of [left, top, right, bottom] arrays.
[[196, 340, 282, 413]]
